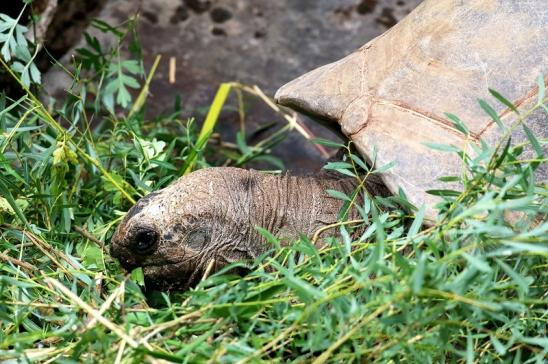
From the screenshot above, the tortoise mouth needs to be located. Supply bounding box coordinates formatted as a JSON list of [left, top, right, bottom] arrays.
[[142, 260, 181, 273], [142, 260, 204, 291], [135, 248, 190, 271]]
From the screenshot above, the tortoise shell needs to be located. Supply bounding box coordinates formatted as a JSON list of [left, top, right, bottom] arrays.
[[276, 0, 547, 220]]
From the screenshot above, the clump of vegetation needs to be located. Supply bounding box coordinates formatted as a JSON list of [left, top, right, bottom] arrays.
[[1, 7, 547, 364]]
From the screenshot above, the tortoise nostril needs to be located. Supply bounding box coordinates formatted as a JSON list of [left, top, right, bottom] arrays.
[[132, 229, 158, 255]]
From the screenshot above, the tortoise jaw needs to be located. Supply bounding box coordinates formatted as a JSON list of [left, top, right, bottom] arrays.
[[143, 261, 205, 291]]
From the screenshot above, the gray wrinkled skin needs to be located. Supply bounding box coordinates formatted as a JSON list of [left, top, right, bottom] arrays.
[[111, 167, 388, 290]]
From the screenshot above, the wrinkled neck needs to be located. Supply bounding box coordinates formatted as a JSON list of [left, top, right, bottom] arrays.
[[213, 168, 391, 265], [248, 173, 358, 252]]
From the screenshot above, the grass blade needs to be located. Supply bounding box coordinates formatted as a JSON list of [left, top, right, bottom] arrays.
[[489, 88, 518, 114], [181, 83, 232, 174]]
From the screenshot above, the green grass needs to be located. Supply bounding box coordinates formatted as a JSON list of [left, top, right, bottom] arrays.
[[1, 10, 547, 364]]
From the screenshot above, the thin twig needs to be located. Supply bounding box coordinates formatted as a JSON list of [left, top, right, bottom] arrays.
[[201, 259, 216, 281], [311, 219, 364, 244], [23, 230, 79, 271], [73, 226, 106, 250], [232, 82, 332, 159], [86, 280, 126, 329], [114, 339, 126, 364], [0, 251, 35, 271], [130, 54, 162, 118]]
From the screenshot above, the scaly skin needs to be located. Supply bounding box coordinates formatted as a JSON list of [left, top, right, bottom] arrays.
[[110, 167, 388, 290]]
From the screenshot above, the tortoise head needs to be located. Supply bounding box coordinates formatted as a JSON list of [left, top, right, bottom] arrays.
[[110, 168, 253, 290]]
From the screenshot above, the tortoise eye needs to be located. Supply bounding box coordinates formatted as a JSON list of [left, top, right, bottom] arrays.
[[187, 230, 207, 250], [133, 229, 158, 254]]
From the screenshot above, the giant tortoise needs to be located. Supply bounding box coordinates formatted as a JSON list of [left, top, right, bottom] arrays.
[[111, 0, 547, 290]]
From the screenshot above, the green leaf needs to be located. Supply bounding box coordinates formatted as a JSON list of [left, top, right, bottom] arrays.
[[326, 189, 351, 202], [135, 348, 184, 363], [522, 124, 544, 159], [116, 83, 131, 107], [255, 226, 281, 250], [350, 154, 369, 171], [20, 67, 30, 87], [311, 138, 345, 148], [537, 74, 545, 104], [122, 75, 140, 89], [0, 177, 28, 226], [270, 260, 326, 303], [372, 161, 395, 173], [423, 142, 460, 153], [122, 60, 141, 74], [489, 88, 518, 114], [236, 130, 251, 155], [323, 162, 354, 170], [492, 137, 512, 171], [131, 267, 145, 286], [445, 112, 469, 135], [495, 196, 533, 210], [490, 336, 507, 355], [78, 244, 105, 270], [29, 63, 40, 84], [412, 253, 427, 293], [438, 176, 460, 182], [340, 226, 352, 254], [462, 253, 492, 273], [91, 18, 125, 37], [408, 205, 425, 237], [466, 331, 474, 364], [323, 162, 356, 177], [495, 258, 529, 294], [426, 189, 462, 197], [479, 98, 504, 130], [499, 241, 548, 255], [150, 159, 177, 171]]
